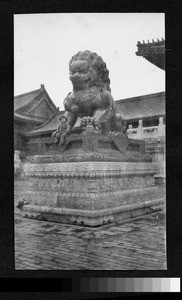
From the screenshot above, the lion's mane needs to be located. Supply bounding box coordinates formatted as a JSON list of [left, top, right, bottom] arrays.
[[69, 50, 111, 92]]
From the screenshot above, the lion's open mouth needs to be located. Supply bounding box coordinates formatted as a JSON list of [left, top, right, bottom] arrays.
[[72, 77, 91, 89]]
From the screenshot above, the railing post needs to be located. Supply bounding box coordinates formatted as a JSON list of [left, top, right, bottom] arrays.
[[138, 119, 143, 139], [158, 116, 164, 137]]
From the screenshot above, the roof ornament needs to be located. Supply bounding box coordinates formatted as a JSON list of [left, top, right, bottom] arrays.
[[40, 84, 45, 89], [147, 39, 150, 43], [152, 39, 155, 43], [142, 40, 145, 44]]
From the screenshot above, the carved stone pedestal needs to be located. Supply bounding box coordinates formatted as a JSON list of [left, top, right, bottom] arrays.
[[17, 49, 166, 227], [20, 160, 165, 227]]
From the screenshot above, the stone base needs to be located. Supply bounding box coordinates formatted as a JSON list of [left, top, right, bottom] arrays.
[[20, 197, 164, 227], [19, 160, 165, 227], [26, 132, 148, 162]]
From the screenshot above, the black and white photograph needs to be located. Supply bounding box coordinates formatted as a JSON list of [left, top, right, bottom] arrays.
[[14, 13, 166, 270]]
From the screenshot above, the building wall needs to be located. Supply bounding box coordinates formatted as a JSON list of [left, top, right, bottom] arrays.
[[25, 135, 54, 156], [14, 120, 40, 155], [14, 121, 38, 133], [14, 131, 25, 152]]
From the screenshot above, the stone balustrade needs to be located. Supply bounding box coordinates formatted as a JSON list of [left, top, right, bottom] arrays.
[[127, 118, 165, 140]]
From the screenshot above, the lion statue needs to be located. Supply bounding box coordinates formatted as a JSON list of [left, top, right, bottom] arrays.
[[63, 50, 126, 135]]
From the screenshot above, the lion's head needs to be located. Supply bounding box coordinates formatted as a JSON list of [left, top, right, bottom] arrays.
[[69, 50, 111, 92]]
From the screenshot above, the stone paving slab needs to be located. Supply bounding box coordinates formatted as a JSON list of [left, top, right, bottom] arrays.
[[14, 180, 167, 270]]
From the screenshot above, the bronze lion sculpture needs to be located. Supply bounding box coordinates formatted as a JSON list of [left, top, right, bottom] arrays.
[[63, 50, 126, 134]]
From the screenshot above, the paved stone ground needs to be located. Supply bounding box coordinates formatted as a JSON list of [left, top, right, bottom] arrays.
[[15, 180, 167, 270]]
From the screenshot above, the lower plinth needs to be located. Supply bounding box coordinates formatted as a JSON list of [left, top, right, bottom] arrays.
[[20, 161, 165, 227], [21, 197, 164, 227]]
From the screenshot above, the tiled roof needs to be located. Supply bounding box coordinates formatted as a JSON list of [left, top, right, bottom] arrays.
[[14, 112, 48, 124], [26, 111, 83, 136], [14, 85, 58, 114], [14, 89, 40, 111], [115, 92, 165, 121], [26, 111, 64, 135], [136, 39, 165, 70]]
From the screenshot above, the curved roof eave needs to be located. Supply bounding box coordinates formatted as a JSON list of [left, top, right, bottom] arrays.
[[14, 112, 44, 124]]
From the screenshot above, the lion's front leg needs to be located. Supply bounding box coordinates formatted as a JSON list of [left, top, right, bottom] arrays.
[[114, 113, 127, 134], [64, 110, 78, 131], [93, 107, 114, 134]]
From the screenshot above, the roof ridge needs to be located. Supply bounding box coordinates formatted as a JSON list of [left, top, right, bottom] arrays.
[[115, 92, 165, 103], [43, 88, 58, 111], [137, 38, 165, 46]]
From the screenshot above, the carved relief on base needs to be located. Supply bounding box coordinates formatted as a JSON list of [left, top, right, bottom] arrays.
[[23, 160, 158, 178], [28, 175, 155, 194], [23, 181, 164, 211]]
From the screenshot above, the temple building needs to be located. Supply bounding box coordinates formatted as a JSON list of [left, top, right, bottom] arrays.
[[134, 38, 165, 163], [117, 92, 165, 162], [14, 84, 58, 157]]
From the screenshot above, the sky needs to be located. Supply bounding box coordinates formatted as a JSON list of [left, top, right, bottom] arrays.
[[14, 13, 165, 110]]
